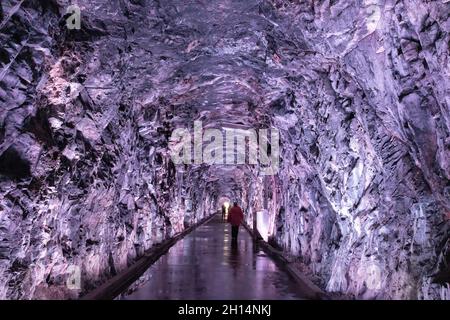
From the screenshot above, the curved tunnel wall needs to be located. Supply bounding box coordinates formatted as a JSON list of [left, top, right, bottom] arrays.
[[0, 0, 448, 300]]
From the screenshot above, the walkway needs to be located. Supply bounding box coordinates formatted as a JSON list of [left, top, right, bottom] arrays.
[[121, 214, 307, 300]]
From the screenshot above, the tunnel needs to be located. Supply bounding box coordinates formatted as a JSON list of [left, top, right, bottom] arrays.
[[0, 0, 449, 302]]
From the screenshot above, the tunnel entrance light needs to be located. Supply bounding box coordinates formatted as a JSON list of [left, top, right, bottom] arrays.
[[223, 201, 230, 219]]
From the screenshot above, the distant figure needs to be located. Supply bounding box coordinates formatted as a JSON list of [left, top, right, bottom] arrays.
[[222, 204, 226, 221], [227, 202, 244, 242]]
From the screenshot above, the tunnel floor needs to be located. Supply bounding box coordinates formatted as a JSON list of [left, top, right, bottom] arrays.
[[120, 214, 307, 300]]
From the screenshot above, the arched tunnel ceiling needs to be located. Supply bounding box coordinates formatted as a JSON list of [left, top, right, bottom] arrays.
[[119, 0, 303, 199], [0, 0, 449, 300], [105, 0, 332, 199]]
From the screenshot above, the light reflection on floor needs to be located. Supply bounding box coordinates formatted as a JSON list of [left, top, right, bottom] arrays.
[[121, 214, 306, 300]]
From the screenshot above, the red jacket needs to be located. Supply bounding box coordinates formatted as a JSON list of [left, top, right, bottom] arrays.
[[228, 206, 244, 226]]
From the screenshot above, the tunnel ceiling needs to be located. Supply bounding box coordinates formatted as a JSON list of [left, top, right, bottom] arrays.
[[0, 0, 449, 300]]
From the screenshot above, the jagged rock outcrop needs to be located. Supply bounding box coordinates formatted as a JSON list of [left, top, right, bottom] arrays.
[[0, 0, 448, 299], [0, 0, 217, 299], [240, 0, 450, 299]]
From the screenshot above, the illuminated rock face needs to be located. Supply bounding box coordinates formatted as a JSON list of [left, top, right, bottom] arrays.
[[240, 0, 450, 299], [0, 0, 448, 299], [0, 0, 218, 299]]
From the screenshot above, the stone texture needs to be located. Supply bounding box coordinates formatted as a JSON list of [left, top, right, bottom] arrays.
[[0, 0, 448, 299], [0, 0, 217, 299]]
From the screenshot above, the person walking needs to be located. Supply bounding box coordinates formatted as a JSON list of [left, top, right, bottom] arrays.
[[227, 201, 244, 242], [222, 203, 227, 221]]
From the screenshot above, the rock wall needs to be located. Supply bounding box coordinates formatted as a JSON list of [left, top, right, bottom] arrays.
[[0, 0, 448, 300], [241, 0, 450, 299], [0, 0, 218, 299]]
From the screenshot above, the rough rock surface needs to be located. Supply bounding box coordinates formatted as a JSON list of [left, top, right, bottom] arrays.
[[0, 0, 218, 299], [0, 0, 449, 299]]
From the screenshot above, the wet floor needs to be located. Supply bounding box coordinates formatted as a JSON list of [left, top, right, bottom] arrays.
[[121, 214, 307, 300]]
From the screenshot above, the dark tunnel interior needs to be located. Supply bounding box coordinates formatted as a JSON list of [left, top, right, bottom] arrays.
[[0, 0, 449, 301]]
